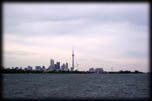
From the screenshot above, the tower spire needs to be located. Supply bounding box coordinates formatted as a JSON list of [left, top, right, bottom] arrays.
[[72, 48, 74, 71]]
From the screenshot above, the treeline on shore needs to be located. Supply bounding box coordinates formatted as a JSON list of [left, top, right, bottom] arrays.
[[1, 68, 144, 74], [0, 68, 85, 73], [107, 70, 144, 74]]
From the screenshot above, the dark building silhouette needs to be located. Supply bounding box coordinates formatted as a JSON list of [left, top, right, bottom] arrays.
[[56, 62, 60, 70]]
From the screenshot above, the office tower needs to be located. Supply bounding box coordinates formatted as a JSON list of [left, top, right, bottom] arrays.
[[48, 59, 55, 71], [61, 64, 65, 71], [50, 59, 54, 68], [66, 62, 68, 68], [55, 64, 57, 70], [65, 62, 69, 71], [56, 62, 60, 70]]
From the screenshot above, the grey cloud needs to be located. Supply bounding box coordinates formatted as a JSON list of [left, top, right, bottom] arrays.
[[5, 50, 37, 56], [125, 51, 148, 59], [4, 3, 148, 28]]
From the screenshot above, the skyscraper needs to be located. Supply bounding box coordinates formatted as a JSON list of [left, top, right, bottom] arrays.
[[56, 62, 60, 70], [50, 59, 54, 67], [61, 64, 65, 71], [48, 59, 55, 71], [65, 62, 68, 69], [55, 64, 57, 70], [65, 62, 69, 71]]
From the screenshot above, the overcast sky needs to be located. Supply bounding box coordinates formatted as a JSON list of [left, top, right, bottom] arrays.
[[3, 3, 149, 72]]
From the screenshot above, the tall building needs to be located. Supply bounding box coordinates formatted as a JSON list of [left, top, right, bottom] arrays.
[[56, 62, 60, 70], [55, 64, 57, 70], [65, 62, 69, 71], [47, 59, 55, 71], [61, 64, 65, 71], [50, 59, 55, 68], [65, 62, 68, 68]]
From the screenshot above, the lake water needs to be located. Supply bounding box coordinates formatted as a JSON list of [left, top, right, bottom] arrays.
[[2, 73, 150, 100]]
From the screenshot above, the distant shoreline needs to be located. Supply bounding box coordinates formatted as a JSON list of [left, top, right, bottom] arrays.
[[1, 68, 147, 74], [1, 72, 147, 74]]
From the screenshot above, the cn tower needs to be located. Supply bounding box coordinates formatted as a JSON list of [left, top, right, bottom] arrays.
[[72, 48, 74, 70]]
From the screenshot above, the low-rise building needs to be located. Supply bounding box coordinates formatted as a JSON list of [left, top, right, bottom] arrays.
[[35, 66, 43, 71], [89, 67, 95, 72], [89, 67, 104, 73], [27, 66, 32, 71], [95, 68, 104, 73]]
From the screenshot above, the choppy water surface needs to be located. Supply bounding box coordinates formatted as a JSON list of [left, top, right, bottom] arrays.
[[2, 74, 150, 99]]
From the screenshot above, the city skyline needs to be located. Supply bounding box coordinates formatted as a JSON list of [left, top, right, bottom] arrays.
[[3, 3, 149, 72]]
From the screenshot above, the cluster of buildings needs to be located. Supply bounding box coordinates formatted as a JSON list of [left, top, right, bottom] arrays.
[[9, 65, 105, 73], [7, 49, 76, 72], [9, 62, 105, 73], [6, 49, 105, 73], [47, 59, 70, 72], [88, 67, 104, 73], [9, 59, 72, 72]]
